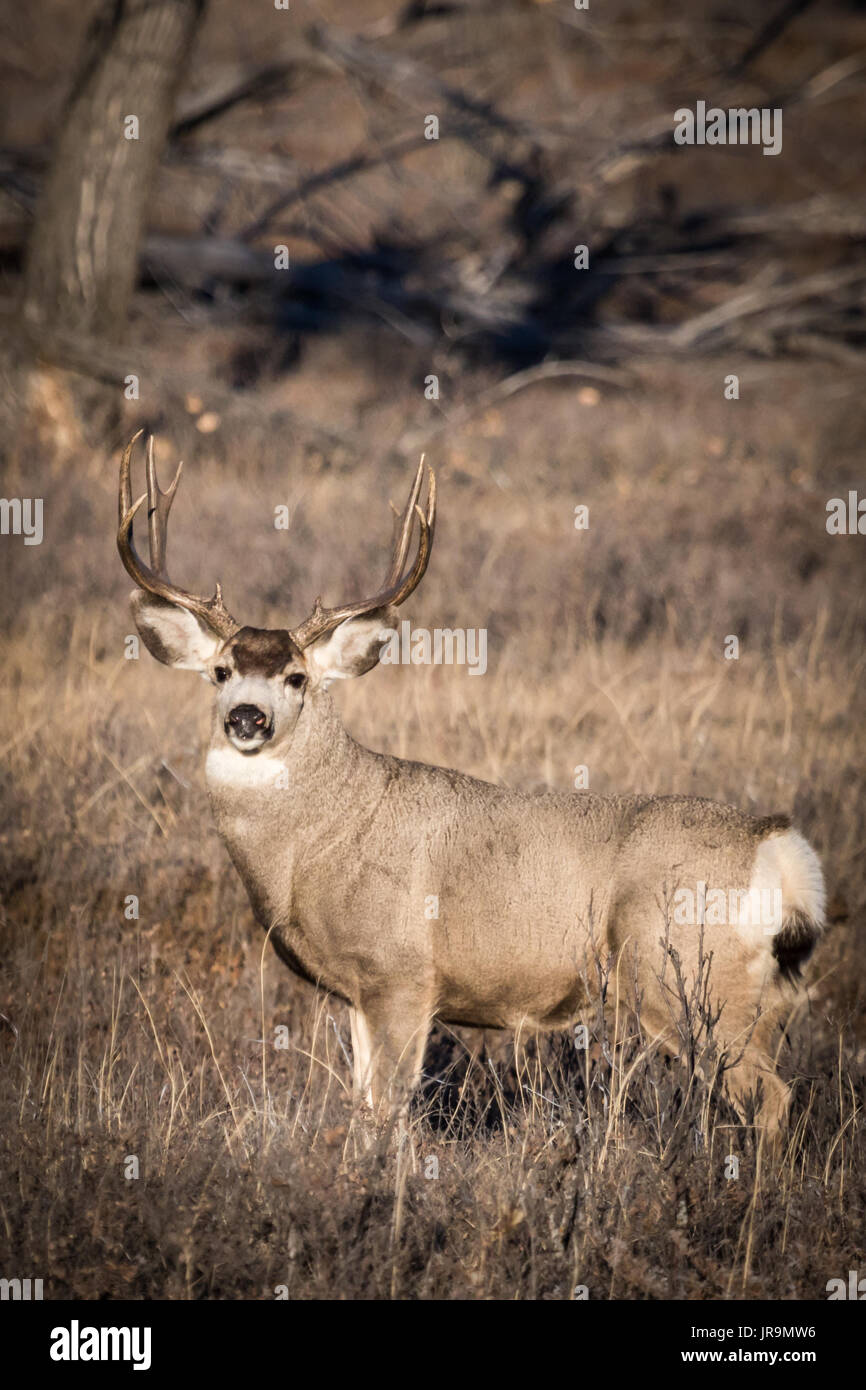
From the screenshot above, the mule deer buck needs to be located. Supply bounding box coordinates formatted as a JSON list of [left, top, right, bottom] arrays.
[[118, 431, 825, 1135]]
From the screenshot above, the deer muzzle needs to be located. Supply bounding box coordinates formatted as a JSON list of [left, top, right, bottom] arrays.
[[225, 704, 273, 751]]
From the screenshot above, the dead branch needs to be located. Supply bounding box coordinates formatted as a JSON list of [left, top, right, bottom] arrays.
[[306, 21, 552, 152], [170, 62, 301, 138], [397, 359, 636, 456]]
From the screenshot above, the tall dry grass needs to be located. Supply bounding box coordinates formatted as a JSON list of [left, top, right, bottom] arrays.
[[0, 355, 864, 1298]]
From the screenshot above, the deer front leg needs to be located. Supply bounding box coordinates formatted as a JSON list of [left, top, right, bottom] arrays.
[[355, 987, 432, 1120], [349, 1006, 374, 1109]]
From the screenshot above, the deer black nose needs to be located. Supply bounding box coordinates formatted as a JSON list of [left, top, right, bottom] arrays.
[[226, 704, 272, 741]]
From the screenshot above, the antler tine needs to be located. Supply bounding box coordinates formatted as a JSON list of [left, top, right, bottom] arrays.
[[145, 432, 182, 577], [387, 463, 436, 606], [117, 431, 239, 641], [289, 459, 437, 650], [384, 453, 426, 587], [118, 427, 143, 528]]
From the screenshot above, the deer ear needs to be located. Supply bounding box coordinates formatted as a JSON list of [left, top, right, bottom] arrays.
[[305, 608, 397, 686], [130, 592, 224, 671]]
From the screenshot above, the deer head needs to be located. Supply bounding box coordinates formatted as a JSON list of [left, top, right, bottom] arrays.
[[117, 431, 436, 755]]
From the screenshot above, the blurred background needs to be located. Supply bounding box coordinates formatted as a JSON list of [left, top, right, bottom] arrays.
[[0, 0, 865, 1299]]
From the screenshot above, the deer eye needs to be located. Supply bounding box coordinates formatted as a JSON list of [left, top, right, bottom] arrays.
[[285, 672, 306, 689], [214, 666, 230, 683]]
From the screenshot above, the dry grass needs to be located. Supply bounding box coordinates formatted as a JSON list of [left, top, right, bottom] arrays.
[[0, 353, 864, 1299]]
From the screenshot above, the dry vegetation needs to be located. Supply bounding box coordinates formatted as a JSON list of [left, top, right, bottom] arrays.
[[1, 359, 864, 1299], [1, 0, 865, 1300]]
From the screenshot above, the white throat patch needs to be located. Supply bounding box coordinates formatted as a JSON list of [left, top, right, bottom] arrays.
[[206, 745, 289, 789]]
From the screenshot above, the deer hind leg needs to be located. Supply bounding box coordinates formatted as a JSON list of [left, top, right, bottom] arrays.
[[627, 1000, 790, 1141], [723, 1050, 790, 1138], [621, 948, 791, 1140], [718, 1007, 791, 1139]]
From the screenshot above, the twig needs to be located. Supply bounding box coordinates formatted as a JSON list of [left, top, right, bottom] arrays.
[[727, 0, 816, 78], [398, 358, 634, 455]]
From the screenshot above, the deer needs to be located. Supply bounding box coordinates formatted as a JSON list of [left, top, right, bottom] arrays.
[[117, 430, 825, 1136]]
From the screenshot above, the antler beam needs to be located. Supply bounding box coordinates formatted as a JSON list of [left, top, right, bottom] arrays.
[[288, 455, 436, 650], [117, 430, 239, 641]]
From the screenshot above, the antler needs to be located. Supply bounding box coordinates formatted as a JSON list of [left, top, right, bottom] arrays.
[[289, 455, 437, 650], [117, 430, 239, 641]]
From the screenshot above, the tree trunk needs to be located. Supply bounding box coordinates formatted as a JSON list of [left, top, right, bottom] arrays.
[[20, 0, 205, 346]]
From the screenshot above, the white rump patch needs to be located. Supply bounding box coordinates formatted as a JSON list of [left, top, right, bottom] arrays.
[[741, 828, 826, 951]]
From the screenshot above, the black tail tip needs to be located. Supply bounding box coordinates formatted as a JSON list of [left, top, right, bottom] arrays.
[[772, 908, 820, 981]]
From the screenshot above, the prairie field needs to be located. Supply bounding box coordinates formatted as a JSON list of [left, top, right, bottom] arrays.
[[1, 354, 865, 1300], [1, 0, 865, 1302]]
